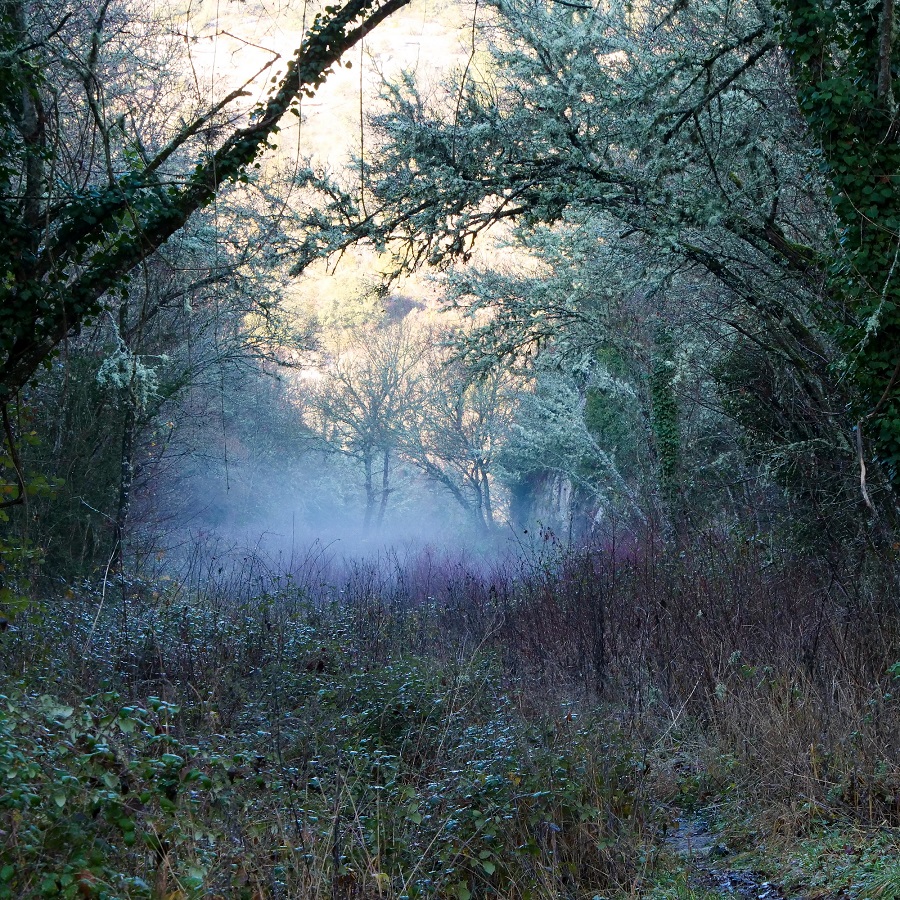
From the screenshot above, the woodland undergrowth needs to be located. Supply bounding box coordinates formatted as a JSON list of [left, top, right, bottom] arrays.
[[1, 532, 899, 899]]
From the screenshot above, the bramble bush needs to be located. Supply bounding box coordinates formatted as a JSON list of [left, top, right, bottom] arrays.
[[0, 585, 653, 899]]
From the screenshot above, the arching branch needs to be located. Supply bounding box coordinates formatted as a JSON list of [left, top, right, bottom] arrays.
[[0, 0, 413, 404]]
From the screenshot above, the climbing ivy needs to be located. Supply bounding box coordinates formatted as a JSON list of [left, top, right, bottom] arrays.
[[778, 0, 900, 482], [649, 330, 682, 512]]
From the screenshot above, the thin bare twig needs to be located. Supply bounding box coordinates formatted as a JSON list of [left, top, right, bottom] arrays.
[[856, 422, 876, 512]]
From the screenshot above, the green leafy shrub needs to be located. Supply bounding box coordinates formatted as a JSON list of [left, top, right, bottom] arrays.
[[1, 599, 654, 900], [0, 692, 248, 898], [1, 419, 60, 623]]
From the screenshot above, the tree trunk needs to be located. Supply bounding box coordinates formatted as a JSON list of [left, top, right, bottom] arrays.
[[377, 448, 390, 528], [363, 453, 375, 531], [468, 467, 486, 533], [879, 0, 895, 104], [7, 0, 45, 234], [480, 464, 495, 529], [113, 304, 136, 568]]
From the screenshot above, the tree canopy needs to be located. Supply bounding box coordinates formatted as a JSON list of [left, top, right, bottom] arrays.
[[287, 0, 900, 512], [5, 0, 900, 555]]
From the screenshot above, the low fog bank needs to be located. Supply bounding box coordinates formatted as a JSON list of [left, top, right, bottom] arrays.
[[138, 451, 558, 580], [128, 365, 632, 585]]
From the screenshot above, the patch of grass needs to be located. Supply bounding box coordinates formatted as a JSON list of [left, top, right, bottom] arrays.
[[641, 870, 722, 900], [863, 860, 900, 900], [714, 823, 900, 900]]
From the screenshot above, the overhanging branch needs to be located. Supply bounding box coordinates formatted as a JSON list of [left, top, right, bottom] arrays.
[[0, 0, 413, 403]]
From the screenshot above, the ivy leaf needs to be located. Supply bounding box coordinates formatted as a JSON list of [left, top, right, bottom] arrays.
[[38, 696, 74, 722]]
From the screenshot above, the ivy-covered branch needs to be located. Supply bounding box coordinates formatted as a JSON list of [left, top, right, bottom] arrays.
[[0, 0, 412, 404]]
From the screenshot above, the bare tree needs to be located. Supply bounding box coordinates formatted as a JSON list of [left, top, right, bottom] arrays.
[[402, 344, 518, 533], [303, 322, 421, 530]]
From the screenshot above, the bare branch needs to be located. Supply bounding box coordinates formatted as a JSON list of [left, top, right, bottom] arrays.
[[662, 40, 776, 144], [0, 404, 25, 511], [0, 0, 414, 403]]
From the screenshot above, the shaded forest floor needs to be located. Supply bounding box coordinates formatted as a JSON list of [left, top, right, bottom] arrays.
[[1, 535, 899, 899]]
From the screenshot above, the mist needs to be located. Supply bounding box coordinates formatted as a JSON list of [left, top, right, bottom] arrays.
[[134, 411, 546, 582]]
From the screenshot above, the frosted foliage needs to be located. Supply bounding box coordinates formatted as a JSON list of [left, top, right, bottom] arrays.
[[334, 0, 836, 371], [96, 346, 163, 409]]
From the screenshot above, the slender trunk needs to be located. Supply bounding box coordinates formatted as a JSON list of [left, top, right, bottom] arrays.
[[363, 453, 375, 531], [376, 448, 390, 528], [649, 329, 682, 535], [470, 470, 488, 534], [113, 399, 135, 566], [480, 464, 495, 529], [113, 304, 135, 568]]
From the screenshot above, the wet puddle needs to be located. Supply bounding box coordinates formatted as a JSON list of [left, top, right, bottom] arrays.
[[668, 817, 786, 900]]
